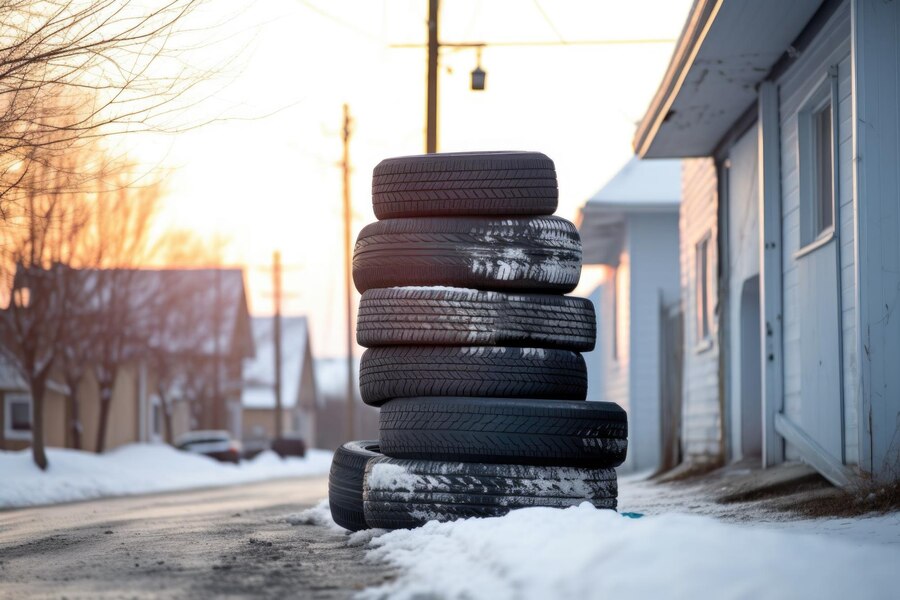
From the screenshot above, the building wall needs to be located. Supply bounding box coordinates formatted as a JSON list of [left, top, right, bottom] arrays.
[[582, 283, 605, 403], [243, 407, 295, 440], [603, 254, 630, 432], [724, 125, 761, 461], [680, 158, 722, 462], [0, 388, 67, 451], [626, 212, 681, 471], [776, 3, 855, 462], [853, 0, 900, 477]]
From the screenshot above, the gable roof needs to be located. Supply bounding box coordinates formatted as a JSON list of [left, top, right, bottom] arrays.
[[633, 0, 826, 158], [579, 158, 682, 265], [242, 316, 313, 409]]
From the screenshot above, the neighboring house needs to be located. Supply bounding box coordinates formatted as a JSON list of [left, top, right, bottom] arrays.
[[241, 316, 318, 446], [313, 356, 378, 451], [634, 0, 900, 484], [0, 350, 68, 451], [579, 158, 682, 473], [0, 268, 254, 452]]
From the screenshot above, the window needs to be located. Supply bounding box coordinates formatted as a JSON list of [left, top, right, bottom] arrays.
[[799, 70, 837, 250], [4, 394, 32, 441], [696, 235, 711, 343], [611, 271, 618, 361], [150, 395, 163, 442]]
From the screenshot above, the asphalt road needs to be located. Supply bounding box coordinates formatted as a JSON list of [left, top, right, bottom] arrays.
[[0, 477, 394, 599]]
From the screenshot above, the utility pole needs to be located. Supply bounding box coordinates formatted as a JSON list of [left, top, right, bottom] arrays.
[[342, 104, 355, 440], [426, 0, 439, 153], [272, 250, 283, 440]]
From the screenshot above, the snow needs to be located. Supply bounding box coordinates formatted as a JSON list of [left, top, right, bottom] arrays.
[[0, 444, 332, 508], [242, 315, 310, 409], [283, 498, 346, 533], [358, 503, 899, 600], [366, 461, 419, 490], [587, 157, 682, 206], [390, 286, 478, 292]]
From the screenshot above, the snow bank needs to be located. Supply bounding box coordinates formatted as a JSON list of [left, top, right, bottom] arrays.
[[283, 498, 346, 533], [0, 444, 332, 508], [358, 503, 898, 600]]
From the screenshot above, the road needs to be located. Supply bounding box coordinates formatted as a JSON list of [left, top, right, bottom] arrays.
[[0, 477, 394, 599]]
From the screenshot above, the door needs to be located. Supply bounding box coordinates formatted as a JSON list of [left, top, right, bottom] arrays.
[[740, 276, 762, 457], [659, 299, 683, 471]]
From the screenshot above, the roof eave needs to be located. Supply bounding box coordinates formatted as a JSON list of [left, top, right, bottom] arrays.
[[633, 0, 721, 158]]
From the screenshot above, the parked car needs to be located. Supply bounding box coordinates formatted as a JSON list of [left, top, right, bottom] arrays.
[[271, 433, 306, 458], [175, 430, 242, 464]]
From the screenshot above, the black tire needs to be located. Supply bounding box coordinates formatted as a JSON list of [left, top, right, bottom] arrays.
[[363, 456, 617, 529], [359, 346, 587, 406], [379, 397, 628, 468], [328, 440, 381, 531], [352, 216, 582, 294], [372, 151, 558, 219], [357, 287, 596, 351]]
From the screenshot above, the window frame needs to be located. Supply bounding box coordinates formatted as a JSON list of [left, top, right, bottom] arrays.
[[796, 67, 839, 258], [695, 233, 713, 350], [4, 393, 33, 441]]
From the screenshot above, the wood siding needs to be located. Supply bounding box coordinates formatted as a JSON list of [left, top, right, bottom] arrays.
[[680, 158, 722, 461], [776, 3, 855, 463]]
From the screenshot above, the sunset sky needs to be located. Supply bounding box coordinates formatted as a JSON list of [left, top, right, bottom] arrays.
[[131, 0, 692, 357]]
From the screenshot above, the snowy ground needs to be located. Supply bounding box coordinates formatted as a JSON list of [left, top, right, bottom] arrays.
[[0, 444, 332, 509], [297, 472, 900, 600]]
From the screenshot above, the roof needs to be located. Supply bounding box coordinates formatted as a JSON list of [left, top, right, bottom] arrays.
[[314, 356, 361, 403], [633, 0, 825, 158], [579, 158, 682, 265], [0, 348, 27, 391], [13, 267, 255, 360], [242, 316, 312, 409]]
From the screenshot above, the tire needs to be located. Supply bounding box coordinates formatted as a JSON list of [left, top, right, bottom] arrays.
[[363, 456, 617, 529], [379, 396, 628, 468], [372, 151, 558, 219], [357, 287, 596, 351], [328, 440, 381, 531], [359, 346, 587, 406], [352, 216, 582, 294]]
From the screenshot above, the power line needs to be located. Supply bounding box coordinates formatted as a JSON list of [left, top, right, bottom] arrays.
[[391, 38, 676, 48], [532, 0, 565, 44], [294, 0, 383, 43]]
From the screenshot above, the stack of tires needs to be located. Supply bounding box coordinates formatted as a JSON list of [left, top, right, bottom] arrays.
[[328, 151, 628, 531]]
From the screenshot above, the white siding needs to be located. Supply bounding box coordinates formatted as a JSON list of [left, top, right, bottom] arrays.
[[852, 0, 900, 476], [725, 126, 761, 461], [604, 255, 630, 422], [626, 213, 681, 471], [680, 158, 722, 461], [776, 3, 855, 463]]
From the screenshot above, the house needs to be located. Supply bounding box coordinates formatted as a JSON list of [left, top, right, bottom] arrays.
[[0, 268, 254, 452], [579, 158, 682, 473], [312, 356, 378, 451], [241, 316, 318, 446], [634, 0, 900, 484]]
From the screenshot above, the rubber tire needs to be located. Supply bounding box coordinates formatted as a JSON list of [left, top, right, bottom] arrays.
[[357, 287, 596, 351], [363, 456, 617, 529], [328, 440, 381, 531], [372, 151, 558, 219], [359, 346, 587, 406], [352, 216, 582, 294], [379, 396, 628, 468]]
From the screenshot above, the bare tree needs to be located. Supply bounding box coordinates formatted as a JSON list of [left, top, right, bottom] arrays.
[[0, 144, 89, 469], [0, 0, 215, 214]]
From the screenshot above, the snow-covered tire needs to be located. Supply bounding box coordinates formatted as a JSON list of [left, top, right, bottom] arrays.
[[372, 151, 558, 219], [363, 456, 617, 529], [357, 287, 596, 351], [379, 397, 628, 468], [359, 346, 587, 406], [352, 216, 582, 294], [328, 440, 381, 531]]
